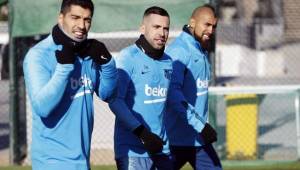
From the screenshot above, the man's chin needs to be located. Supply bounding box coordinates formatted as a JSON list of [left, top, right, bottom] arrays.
[[201, 39, 210, 45], [155, 44, 166, 49], [73, 36, 87, 42]]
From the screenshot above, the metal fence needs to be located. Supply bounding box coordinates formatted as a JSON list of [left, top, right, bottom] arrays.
[[209, 86, 300, 161], [210, 0, 300, 161], [215, 0, 300, 85], [22, 83, 300, 165], [0, 80, 9, 165]]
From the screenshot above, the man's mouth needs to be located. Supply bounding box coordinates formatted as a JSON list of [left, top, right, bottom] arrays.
[[203, 34, 210, 41], [155, 38, 165, 45], [74, 31, 86, 38]]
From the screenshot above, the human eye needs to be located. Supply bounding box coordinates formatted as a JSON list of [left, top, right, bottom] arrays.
[[153, 25, 160, 29], [85, 18, 92, 24], [164, 26, 169, 32], [71, 15, 80, 20]]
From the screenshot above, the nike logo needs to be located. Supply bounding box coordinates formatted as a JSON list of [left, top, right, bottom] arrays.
[[194, 59, 199, 62], [100, 55, 108, 60], [141, 65, 150, 74], [141, 70, 150, 74]]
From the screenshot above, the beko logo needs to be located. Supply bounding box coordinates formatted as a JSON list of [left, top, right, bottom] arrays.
[[70, 74, 93, 90], [144, 84, 167, 97], [70, 74, 93, 99], [196, 79, 209, 89]]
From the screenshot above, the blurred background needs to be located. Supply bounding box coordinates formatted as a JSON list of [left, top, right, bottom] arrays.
[[0, 0, 300, 167]]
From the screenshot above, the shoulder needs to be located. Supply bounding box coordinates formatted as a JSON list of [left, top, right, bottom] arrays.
[[119, 44, 139, 58], [114, 44, 140, 70], [116, 44, 139, 63], [166, 34, 191, 64], [24, 35, 56, 65], [34, 35, 57, 51]]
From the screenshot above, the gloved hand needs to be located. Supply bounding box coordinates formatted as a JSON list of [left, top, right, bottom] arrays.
[[55, 45, 76, 64], [133, 125, 164, 155], [52, 24, 78, 64], [200, 123, 217, 145], [83, 39, 112, 65]]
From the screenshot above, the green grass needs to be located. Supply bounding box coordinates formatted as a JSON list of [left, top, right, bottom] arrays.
[[0, 166, 115, 170], [1, 161, 300, 170], [181, 161, 300, 170], [221, 161, 300, 170]]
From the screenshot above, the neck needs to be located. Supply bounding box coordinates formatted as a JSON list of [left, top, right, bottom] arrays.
[[183, 25, 193, 36], [135, 35, 164, 60]]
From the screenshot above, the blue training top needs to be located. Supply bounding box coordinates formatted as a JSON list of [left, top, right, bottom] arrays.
[[109, 44, 172, 159], [165, 30, 211, 146], [23, 35, 117, 170]]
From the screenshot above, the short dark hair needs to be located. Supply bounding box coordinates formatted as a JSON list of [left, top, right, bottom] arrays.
[[143, 6, 169, 18], [60, 0, 94, 16]]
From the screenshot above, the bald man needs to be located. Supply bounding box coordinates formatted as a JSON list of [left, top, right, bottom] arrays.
[[109, 6, 174, 170], [165, 4, 222, 170]]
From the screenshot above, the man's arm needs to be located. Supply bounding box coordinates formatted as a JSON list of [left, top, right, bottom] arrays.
[[167, 48, 206, 132], [108, 53, 141, 131], [108, 51, 164, 154], [97, 58, 118, 101], [23, 49, 74, 118], [167, 47, 217, 144], [82, 39, 118, 101]]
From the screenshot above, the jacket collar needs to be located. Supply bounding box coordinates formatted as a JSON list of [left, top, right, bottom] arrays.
[[181, 25, 207, 55]]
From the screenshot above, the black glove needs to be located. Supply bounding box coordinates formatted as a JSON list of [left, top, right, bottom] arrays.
[[52, 24, 78, 64], [55, 45, 76, 64], [83, 39, 112, 65], [200, 123, 217, 145], [133, 125, 164, 155]]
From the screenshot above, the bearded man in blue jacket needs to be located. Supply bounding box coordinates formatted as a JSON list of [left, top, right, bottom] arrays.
[[23, 0, 117, 169], [165, 4, 222, 170]]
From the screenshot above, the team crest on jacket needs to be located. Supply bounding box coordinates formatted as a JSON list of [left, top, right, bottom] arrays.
[[164, 69, 172, 80]]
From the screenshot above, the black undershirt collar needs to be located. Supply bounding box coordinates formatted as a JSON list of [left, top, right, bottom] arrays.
[[135, 35, 164, 60]]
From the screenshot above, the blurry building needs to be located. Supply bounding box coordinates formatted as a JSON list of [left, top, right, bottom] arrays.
[[216, 0, 300, 84]]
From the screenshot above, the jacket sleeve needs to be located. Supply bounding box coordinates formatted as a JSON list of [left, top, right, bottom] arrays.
[[96, 57, 118, 102], [167, 47, 206, 133], [23, 49, 74, 118], [108, 52, 141, 131]]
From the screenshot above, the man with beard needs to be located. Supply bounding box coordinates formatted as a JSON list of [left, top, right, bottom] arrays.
[[165, 4, 222, 170], [23, 0, 117, 169]]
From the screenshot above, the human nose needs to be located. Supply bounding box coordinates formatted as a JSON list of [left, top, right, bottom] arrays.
[[156, 27, 163, 36], [160, 28, 168, 38], [77, 19, 85, 29], [207, 26, 213, 34]]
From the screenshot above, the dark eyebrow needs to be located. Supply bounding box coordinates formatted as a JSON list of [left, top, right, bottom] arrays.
[[70, 14, 80, 18], [70, 14, 91, 20], [153, 24, 161, 27]]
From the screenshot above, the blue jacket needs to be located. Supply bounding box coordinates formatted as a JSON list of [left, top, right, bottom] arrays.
[[109, 44, 172, 158], [23, 35, 117, 170], [165, 30, 211, 146]]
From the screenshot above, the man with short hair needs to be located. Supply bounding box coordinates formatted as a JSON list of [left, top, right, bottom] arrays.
[[23, 0, 117, 169], [109, 6, 174, 170], [165, 4, 222, 170]]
